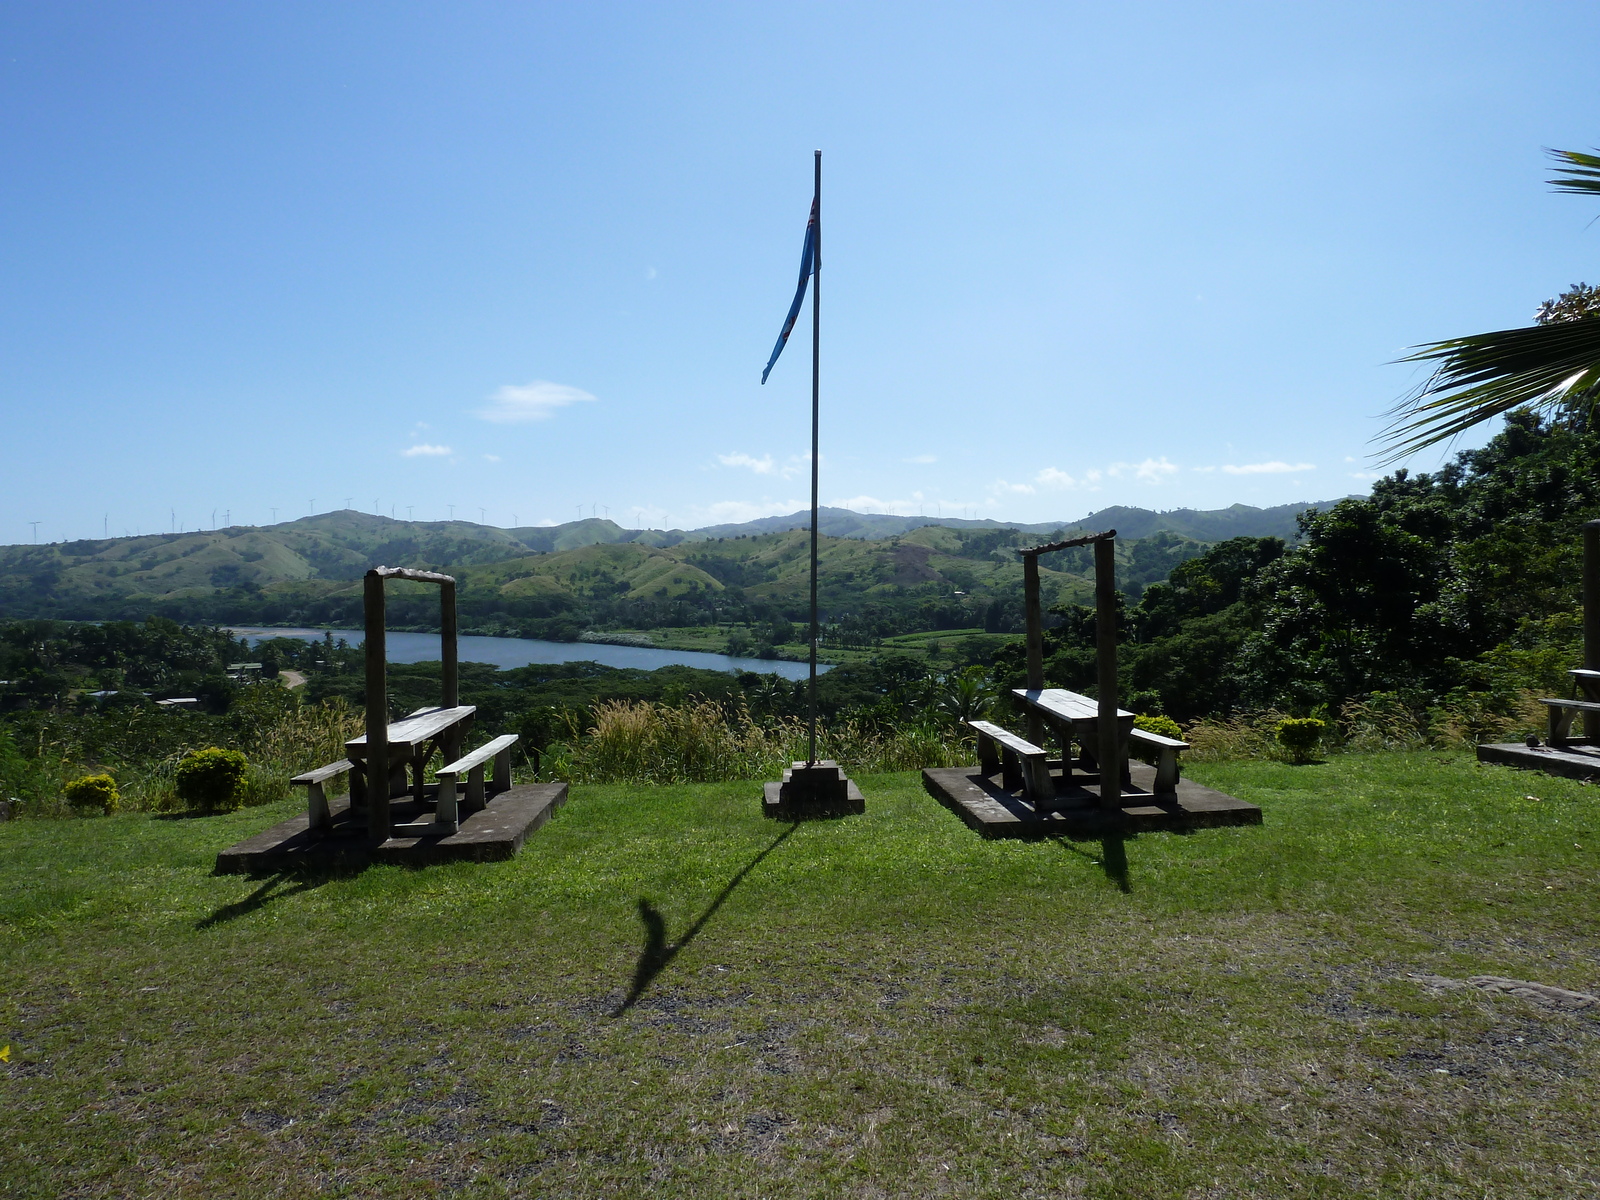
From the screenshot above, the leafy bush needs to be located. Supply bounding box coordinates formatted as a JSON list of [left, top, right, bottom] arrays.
[[1131, 713, 1184, 764], [935, 666, 993, 727], [63, 773, 119, 815], [1133, 714, 1182, 740], [174, 747, 248, 812], [1275, 717, 1326, 764]]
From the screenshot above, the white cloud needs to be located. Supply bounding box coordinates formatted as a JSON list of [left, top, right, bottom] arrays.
[[829, 494, 903, 512], [904, 454, 938, 464], [1023, 458, 1175, 492], [695, 499, 808, 524], [718, 452, 777, 475], [1348, 470, 1383, 481], [402, 444, 452, 457], [825, 494, 942, 516], [716, 451, 809, 479], [1031, 466, 1103, 491], [1108, 457, 1179, 484], [483, 454, 501, 463], [1220, 461, 1316, 475], [476, 380, 598, 423]]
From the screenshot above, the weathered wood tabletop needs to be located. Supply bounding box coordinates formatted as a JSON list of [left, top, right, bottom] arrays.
[[1011, 688, 1134, 730], [346, 705, 477, 755]]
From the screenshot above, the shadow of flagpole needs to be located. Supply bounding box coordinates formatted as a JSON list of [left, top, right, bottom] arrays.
[[613, 822, 799, 1016]]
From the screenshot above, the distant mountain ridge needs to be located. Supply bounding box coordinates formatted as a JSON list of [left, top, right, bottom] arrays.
[[682, 499, 1351, 544], [0, 499, 1354, 625]]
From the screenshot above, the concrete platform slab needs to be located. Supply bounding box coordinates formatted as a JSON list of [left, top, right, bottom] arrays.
[[1478, 741, 1600, 782], [215, 782, 567, 874], [922, 761, 1259, 838]]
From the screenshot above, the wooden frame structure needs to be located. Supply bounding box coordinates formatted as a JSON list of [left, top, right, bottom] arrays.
[[223, 565, 572, 870], [352, 566, 472, 843], [1018, 530, 1123, 808], [921, 526, 1260, 836]]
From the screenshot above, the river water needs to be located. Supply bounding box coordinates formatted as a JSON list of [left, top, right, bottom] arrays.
[[228, 627, 826, 681]]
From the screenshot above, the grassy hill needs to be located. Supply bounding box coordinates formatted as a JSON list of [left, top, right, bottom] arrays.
[[0, 503, 1332, 636]]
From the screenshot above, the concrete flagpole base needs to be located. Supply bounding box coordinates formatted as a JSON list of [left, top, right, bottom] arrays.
[[763, 759, 864, 820]]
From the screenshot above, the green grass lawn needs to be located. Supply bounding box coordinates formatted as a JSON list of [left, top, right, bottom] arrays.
[[4, 752, 1600, 1197]]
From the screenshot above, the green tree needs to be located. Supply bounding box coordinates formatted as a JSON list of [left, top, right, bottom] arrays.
[[934, 666, 993, 727], [1380, 148, 1600, 461]]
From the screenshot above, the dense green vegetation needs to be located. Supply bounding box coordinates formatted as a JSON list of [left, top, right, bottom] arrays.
[[0, 617, 247, 713], [5, 754, 1599, 1197], [0, 618, 983, 810], [999, 413, 1595, 725]]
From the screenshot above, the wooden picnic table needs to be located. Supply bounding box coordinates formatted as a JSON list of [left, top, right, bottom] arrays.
[[345, 704, 476, 805], [1012, 687, 1135, 789], [1013, 688, 1134, 731]]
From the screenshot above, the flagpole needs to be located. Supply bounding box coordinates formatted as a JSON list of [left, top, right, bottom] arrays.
[[808, 148, 821, 766]]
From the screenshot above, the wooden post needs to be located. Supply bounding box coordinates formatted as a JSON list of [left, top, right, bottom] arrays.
[[440, 577, 461, 766], [1023, 554, 1044, 689], [1095, 537, 1120, 810], [363, 570, 390, 843], [306, 780, 330, 830], [1585, 521, 1600, 738], [441, 578, 459, 709], [1022, 551, 1045, 744]]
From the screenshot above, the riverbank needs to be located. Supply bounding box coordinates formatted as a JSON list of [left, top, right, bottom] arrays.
[[227, 626, 828, 681]]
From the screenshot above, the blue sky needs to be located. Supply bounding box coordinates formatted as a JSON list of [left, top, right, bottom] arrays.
[[4, 2, 1600, 544]]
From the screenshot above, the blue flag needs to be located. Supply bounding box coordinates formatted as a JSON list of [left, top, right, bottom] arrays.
[[761, 199, 818, 384]]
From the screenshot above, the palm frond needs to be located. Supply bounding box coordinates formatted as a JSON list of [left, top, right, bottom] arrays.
[[1548, 147, 1600, 197], [1374, 146, 1600, 464], [1376, 318, 1600, 464]]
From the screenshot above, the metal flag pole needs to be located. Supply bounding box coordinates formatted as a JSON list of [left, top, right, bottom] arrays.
[[808, 149, 821, 765]]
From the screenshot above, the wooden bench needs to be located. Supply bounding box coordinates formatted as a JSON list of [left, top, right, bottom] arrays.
[[1128, 726, 1189, 794], [1540, 697, 1600, 745], [290, 759, 354, 831], [393, 733, 520, 836], [967, 719, 1053, 802]]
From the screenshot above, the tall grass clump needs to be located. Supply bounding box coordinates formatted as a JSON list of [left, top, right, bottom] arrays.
[[1180, 688, 1545, 764], [233, 688, 363, 774], [1182, 710, 1296, 762], [1340, 689, 1541, 751], [544, 699, 973, 785]]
